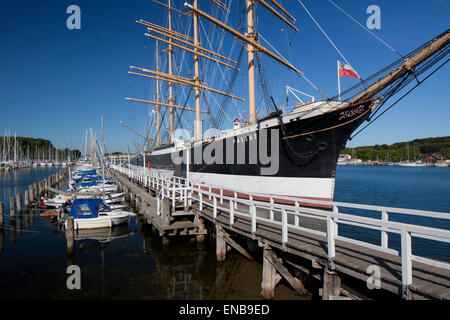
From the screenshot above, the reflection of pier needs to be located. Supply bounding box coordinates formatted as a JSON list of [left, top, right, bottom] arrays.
[[140, 223, 209, 299]]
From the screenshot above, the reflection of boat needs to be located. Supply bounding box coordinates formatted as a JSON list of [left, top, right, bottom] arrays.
[[40, 209, 59, 216], [64, 198, 134, 230], [74, 224, 136, 242]]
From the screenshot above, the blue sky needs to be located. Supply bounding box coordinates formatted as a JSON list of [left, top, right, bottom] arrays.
[[0, 0, 448, 153]]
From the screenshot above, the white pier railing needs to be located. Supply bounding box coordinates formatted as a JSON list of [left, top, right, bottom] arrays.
[[109, 163, 450, 297]]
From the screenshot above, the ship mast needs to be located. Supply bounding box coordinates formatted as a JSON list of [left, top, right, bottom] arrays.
[[247, 0, 256, 123], [193, 0, 201, 140], [127, 0, 244, 145], [185, 0, 300, 124], [156, 41, 161, 146], [168, 0, 174, 142]]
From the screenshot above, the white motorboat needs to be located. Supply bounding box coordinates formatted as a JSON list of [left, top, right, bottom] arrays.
[[64, 198, 134, 230]]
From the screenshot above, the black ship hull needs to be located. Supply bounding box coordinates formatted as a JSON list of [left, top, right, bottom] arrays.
[[147, 101, 373, 204]]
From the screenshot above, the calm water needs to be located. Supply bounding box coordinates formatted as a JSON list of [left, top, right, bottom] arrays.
[[0, 166, 449, 299], [0, 167, 61, 211], [334, 165, 450, 262]]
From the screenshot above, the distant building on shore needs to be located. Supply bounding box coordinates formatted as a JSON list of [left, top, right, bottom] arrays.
[[424, 153, 446, 165], [339, 154, 351, 160]]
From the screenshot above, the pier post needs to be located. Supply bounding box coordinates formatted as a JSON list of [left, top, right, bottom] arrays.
[[0, 202, 4, 225], [216, 225, 228, 262], [24, 190, 29, 207], [162, 198, 171, 227], [162, 236, 170, 249], [196, 216, 206, 243], [10, 197, 16, 217], [322, 263, 341, 300], [136, 196, 142, 210], [261, 245, 279, 300], [16, 193, 22, 212], [34, 183, 37, 200], [29, 185, 34, 204], [66, 217, 75, 257], [130, 192, 135, 205]]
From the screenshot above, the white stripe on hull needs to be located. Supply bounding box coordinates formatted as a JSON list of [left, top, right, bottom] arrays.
[[150, 168, 335, 200]]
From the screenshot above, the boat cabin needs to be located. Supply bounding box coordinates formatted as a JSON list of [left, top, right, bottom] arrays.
[[69, 199, 111, 219]]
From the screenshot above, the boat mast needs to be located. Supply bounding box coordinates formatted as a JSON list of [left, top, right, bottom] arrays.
[[84, 129, 88, 160], [101, 114, 106, 199], [14, 133, 17, 162]]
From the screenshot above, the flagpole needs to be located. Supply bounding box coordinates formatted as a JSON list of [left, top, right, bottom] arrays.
[[337, 59, 341, 101]]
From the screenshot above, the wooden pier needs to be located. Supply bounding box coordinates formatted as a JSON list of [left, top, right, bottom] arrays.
[[114, 171, 207, 243], [109, 164, 450, 300]]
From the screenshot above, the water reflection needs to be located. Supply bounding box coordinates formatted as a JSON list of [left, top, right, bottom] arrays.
[[73, 225, 136, 242], [140, 224, 209, 300]]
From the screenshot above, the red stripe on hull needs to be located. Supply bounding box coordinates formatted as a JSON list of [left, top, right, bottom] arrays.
[[193, 185, 332, 209]]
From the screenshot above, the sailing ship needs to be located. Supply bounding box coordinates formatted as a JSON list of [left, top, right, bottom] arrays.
[[125, 1, 449, 204]]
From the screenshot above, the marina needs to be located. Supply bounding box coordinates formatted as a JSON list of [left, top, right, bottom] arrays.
[[0, 0, 449, 307], [0, 164, 448, 300]]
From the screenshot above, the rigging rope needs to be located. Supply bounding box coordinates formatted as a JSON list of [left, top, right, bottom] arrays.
[[278, 29, 449, 161], [327, 0, 403, 58], [211, 45, 245, 130], [258, 32, 329, 100], [350, 58, 449, 140], [255, 50, 276, 114], [297, 0, 364, 86]]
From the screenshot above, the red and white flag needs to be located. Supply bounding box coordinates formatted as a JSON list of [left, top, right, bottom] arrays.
[[337, 60, 360, 79]]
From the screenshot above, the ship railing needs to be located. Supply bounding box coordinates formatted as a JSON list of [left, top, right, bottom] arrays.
[[110, 164, 450, 296]]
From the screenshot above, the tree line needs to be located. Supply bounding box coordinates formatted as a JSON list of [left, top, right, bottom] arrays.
[[0, 136, 81, 160], [341, 136, 450, 162]]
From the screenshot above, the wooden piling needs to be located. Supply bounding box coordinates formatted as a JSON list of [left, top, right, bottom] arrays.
[[0, 202, 4, 225], [24, 190, 29, 207], [196, 216, 206, 243], [130, 192, 135, 206], [261, 245, 280, 300], [29, 185, 34, 203], [136, 196, 141, 210], [322, 264, 341, 300], [216, 225, 227, 262], [162, 236, 170, 248], [162, 198, 171, 227], [66, 217, 75, 256], [10, 197, 16, 217], [16, 193, 22, 211]]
